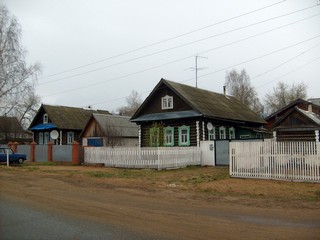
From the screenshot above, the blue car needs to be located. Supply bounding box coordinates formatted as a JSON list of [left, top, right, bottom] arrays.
[[0, 147, 27, 164]]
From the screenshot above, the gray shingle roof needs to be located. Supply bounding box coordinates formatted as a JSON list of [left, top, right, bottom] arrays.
[[30, 104, 110, 130], [132, 79, 265, 124], [93, 114, 138, 137]]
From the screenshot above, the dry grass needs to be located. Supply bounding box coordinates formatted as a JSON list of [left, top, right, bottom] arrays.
[[1, 164, 319, 201]]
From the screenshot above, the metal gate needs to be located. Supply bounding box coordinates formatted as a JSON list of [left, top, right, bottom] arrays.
[[215, 140, 229, 165]]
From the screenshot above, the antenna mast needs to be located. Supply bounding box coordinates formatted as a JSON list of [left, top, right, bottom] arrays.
[[193, 55, 207, 88]]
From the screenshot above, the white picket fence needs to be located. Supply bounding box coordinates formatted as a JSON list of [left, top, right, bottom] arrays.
[[84, 147, 201, 170], [230, 141, 320, 182]]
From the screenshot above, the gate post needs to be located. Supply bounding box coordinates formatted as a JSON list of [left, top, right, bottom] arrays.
[[12, 142, 19, 153], [47, 142, 53, 162], [72, 141, 80, 165], [30, 141, 36, 162]]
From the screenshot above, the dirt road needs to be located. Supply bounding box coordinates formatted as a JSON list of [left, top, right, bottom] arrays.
[[1, 165, 320, 239]]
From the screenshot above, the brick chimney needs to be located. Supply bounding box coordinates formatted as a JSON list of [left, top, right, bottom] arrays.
[[308, 101, 313, 112]]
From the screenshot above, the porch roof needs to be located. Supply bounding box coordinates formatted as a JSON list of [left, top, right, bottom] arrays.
[[132, 110, 202, 122], [29, 123, 57, 131]]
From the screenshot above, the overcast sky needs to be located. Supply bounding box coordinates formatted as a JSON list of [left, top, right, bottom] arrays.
[[3, 0, 320, 113]]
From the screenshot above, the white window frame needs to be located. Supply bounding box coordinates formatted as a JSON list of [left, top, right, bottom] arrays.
[[219, 126, 226, 140], [161, 95, 173, 110], [44, 132, 50, 144], [178, 126, 190, 146], [67, 132, 74, 144], [39, 132, 44, 145], [208, 127, 216, 140], [43, 114, 49, 124], [164, 127, 174, 147], [229, 127, 235, 139]]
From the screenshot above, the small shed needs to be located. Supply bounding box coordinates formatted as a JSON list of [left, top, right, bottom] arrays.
[[81, 114, 139, 147]]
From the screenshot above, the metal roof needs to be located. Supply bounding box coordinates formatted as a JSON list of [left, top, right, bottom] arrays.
[[296, 108, 320, 125], [29, 123, 57, 131]]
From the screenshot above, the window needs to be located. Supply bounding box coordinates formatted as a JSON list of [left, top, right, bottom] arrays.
[[178, 126, 190, 146], [39, 132, 44, 145], [229, 127, 235, 139], [43, 114, 49, 124], [164, 127, 174, 146], [67, 132, 74, 144], [208, 127, 216, 140], [161, 95, 173, 110], [219, 127, 226, 140], [149, 127, 160, 147], [44, 132, 50, 144], [240, 135, 250, 139]]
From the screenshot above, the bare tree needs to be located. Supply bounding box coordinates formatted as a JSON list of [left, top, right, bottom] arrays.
[[264, 81, 307, 115], [118, 90, 142, 116], [0, 5, 41, 128], [225, 69, 263, 114]]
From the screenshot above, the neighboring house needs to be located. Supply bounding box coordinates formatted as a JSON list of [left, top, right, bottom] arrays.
[[0, 116, 32, 144], [130, 78, 267, 147], [265, 99, 320, 141], [308, 98, 320, 106], [29, 104, 110, 145], [81, 113, 139, 147]]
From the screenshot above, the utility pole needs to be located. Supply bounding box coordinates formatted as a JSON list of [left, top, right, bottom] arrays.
[[192, 55, 207, 88]]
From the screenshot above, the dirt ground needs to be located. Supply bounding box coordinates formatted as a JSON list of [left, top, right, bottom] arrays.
[[1, 164, 320, 240]]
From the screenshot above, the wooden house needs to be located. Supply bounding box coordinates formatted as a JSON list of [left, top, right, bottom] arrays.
[[0, 116, 32, 144], [131, 78, 267, 147], [81, 113, 139, 147], [265, 99, 320, 141], [29, 104, 110, 145]]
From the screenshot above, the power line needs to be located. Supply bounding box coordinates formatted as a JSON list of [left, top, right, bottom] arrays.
[[256, 56, 320, 89], [39, 4, 320, 85], [182, 39, 320, 84], [40, 0, 287, 80], [86, 37, 320, 107], [90, 56, 320, 108], [251, 42, 320, 80], [40, 16, 320, 99]]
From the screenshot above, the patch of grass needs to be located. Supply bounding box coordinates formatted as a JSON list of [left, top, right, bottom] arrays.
[[87, 171, 114, 178], [23, 166, 39, 171]]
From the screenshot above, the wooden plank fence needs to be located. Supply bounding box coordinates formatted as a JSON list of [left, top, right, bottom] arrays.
[[84, 147, 201, 170], [230, 141, 320, 182]]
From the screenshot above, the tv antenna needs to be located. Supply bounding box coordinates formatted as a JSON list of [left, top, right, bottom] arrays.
[[190, 55, 207, 88]]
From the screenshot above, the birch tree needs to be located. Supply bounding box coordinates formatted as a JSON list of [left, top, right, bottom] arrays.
[[118, 90, 142, 116], [0, 5, 41, 128], [225, 69, 263, 114], [264, 81, 307, 115]]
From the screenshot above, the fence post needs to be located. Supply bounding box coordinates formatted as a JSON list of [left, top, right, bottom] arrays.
[[72, 141, 80, 165], [47, 142, 53, 162], [11, 142, 18, 153], [7, 141, 13, 149], [30, 141, 36, 162]]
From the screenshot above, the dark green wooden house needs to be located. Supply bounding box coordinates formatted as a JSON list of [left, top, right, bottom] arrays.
[[131, 78, 267, 147]]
